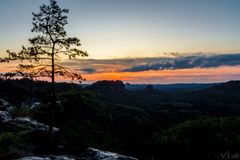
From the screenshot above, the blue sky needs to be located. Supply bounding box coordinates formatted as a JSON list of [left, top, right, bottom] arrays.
[[0, 0, 240, 59], [0, 0, 240, 83]]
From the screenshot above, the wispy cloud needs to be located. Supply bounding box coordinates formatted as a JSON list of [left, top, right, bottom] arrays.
[[61, 53, 240, 73], [121, 53, 240, 72], [77, 68, 96, 74]]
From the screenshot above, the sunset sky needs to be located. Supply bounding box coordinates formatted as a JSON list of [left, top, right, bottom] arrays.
[[0, 0, 240, 84]]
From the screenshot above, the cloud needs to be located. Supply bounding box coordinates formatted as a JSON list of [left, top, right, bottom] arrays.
[[60, 53, 240, 73], [121, 53, 240, 72], [162, 52, 181, 57], [77, 68, 96, 74]]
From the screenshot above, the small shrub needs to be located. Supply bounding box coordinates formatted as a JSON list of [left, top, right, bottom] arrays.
[[0, 132, 25, 159], [10, 107, 31, 118]]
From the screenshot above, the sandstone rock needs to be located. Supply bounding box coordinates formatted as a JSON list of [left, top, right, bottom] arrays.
[[84, 148, 138, 160], [18, 155, 75, 160], [0, 111, 12, 123], [18, 148, 138, 160], [31, 102, 43, 109], [0, 99, 13, 112], [4, 117, 59, 133]]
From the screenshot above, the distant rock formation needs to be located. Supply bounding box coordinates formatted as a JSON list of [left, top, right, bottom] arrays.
[[87, 80, 125, 92], [146, 84, 154, 90]]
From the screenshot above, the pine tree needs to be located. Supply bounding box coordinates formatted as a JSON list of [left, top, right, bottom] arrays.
[[1, 0, 88, 134]]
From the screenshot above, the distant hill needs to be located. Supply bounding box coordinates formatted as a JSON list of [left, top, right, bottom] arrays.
[[203, 80, 240, 92], [1, 79, 240, 159], [125, 83, 221, 92], [185, 81, 240, 113], [194, 80, 240, 96]]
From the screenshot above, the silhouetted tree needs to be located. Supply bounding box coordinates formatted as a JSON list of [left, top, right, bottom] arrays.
[[0, 0, 88, 134]]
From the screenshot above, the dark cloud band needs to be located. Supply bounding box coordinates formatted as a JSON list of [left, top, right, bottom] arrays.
[[121, 54, 240, 72], [61, 53, 240, 73], [76, 68, 96, 74]]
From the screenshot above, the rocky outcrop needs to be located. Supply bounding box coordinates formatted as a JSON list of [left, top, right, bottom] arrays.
[[18, 155, 75, 160], [0, 99, 59, 134], [18, 148, 138, 160], [4, 117, 59, 133], [0, 99, 13, 125], [31, 102, 43, 109], [84, 148, 138, 160], [1, 100, 138, 160], [0, 111, 12, 123], [0, 99, 13, 112]]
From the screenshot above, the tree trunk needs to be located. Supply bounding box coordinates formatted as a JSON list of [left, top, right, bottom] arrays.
[[49, 43, 56, 136]]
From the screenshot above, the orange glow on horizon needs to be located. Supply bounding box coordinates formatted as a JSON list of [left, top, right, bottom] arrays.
[[82, 66, 240, 84], [0, 62, 240, 84]]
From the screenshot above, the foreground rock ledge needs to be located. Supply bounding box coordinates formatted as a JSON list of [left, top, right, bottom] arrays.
[[4, 117, 59, 133], [18, 155, 75, 160], [18, 148, 138, 160]]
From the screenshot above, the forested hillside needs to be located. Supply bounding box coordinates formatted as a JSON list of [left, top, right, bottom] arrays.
[[1, 79, 240, 159]]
